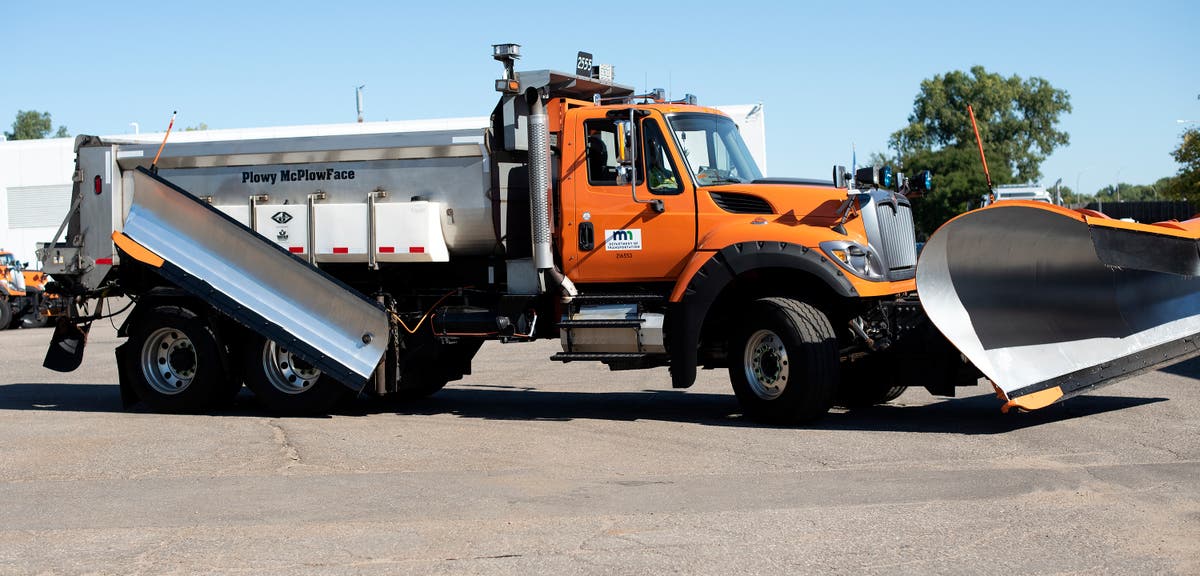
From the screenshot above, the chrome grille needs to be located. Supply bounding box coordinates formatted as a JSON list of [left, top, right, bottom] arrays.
[[876, 202, 917, 272]]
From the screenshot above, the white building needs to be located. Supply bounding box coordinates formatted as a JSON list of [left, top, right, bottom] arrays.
[[0, 105, 766, 266], [0, 137, 76, 265]]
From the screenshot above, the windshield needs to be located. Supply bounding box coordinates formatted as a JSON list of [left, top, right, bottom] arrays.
[[0, 254, 14, 268], [667, 113, 763, 186]]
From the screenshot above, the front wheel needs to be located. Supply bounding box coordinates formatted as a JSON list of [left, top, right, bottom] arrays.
[[242, 337, 349, 415], [120, 305, 234, 413], [728, 298, 838, 424]]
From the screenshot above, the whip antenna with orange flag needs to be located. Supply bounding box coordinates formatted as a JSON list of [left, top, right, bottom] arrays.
[[150, 110, 177, 174]]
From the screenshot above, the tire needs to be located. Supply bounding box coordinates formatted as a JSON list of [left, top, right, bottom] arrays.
[[242, 336, 349, 415], [836, 356, 908, 408], [21, 292, 50, 328], [0, 295, 12, 331], [120, 305, 233, 413], [728, 298, 838, 424], [21, 311, 49, 329], [392, 339, 483, 401]]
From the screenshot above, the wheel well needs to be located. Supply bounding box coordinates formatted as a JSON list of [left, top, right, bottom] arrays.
[[696, 267, 849, 368], [119, 289, 248, 350]]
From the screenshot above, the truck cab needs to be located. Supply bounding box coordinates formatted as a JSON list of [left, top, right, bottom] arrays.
[[486, 73, 948, 419]]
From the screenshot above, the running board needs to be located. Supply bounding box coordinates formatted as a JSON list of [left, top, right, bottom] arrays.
[[117, 167, 389, 389], [551, 352, 652, 362]]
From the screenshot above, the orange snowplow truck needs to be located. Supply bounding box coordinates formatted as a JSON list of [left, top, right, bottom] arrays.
[[61, 44, 1199, 422], [0, 250, 57, 329]]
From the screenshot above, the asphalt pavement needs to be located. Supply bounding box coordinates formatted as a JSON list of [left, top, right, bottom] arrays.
[[0, 319, 1197, 575]]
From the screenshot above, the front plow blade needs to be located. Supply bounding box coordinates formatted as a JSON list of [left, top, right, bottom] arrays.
[[917, 202, 1200, 411]]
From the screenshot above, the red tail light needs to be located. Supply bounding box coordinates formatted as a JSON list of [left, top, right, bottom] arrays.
[[94, 175, 102, 195]]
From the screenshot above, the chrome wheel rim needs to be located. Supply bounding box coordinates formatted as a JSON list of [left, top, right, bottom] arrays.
[[743, 329, 789, 400], [261, 341, 321, 394], [140, 327, 197, 395]]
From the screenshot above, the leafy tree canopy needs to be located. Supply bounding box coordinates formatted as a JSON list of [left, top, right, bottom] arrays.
[[886, 66, 1071, 234], [1166, 125, 1199, 202], [4, 110, 69, 140]]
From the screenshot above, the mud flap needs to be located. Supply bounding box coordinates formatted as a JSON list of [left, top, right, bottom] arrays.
[[114, 341, 139, 408], [43, 318, 91, 372], [917, 202, 1200, 411]]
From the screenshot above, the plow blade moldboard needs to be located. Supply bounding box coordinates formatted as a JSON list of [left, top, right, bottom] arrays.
[[917, 201, 1200, 411], [119, 167, 388, 389]]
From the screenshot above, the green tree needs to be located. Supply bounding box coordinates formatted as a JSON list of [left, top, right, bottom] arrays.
[[1166, 126, 1200, 202], [4, 110, 69, 140], [887, 66, 1071, 234], [1094, 182, 1164, 203], [182, 123, 209, 132]]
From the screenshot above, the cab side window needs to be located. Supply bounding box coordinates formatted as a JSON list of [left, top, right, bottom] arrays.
[[584, 120, 623, 185], [641, 120, 683, 195]]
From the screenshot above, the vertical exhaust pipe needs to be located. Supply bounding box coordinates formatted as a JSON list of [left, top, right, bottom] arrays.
[[526, 90, 577, 300]]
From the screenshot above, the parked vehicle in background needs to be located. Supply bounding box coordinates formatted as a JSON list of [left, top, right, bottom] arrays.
[[981, 184, 1057, 206], [0, 250, 55, 328]]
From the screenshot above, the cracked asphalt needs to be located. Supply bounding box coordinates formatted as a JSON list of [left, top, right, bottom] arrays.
[[1, 318, 1198, 575]]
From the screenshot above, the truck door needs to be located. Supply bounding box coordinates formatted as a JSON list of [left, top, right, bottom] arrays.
[[562, 110, 696, 284]]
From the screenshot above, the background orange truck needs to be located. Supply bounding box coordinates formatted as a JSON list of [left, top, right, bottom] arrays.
[[0, 249, 56, 329]]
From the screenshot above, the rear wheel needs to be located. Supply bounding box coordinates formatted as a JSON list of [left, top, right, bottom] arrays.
[[21, 310, 48, 329], [120, 305, 233, 413], [242, 337, 348, 415], [393, 339, 483, 401], [20, 293, 49, 328], [837, 356, 908, 408], [728, 298, 838, 424]]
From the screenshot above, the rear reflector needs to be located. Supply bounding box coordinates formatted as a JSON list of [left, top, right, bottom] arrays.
[[288, 246, 304, 254], [378, 246, 395, 253], [94, 175, 103, 195], [409, 247, 425, 254], [95, 257, 113, 265], [332, 247, 349, 254]]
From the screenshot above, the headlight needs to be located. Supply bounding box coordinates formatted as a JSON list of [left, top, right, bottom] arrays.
[[820, 240, 886, 280]]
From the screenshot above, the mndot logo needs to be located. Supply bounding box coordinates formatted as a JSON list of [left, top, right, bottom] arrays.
[[604, 229, 642, 251]]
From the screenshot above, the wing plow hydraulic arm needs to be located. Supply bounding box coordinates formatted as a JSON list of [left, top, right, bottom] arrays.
[[917, 201, 1200, 411], [118, 167, 389, 390]]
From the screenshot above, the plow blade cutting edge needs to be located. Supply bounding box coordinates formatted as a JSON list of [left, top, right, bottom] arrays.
[[917, 201, 1200, 411]]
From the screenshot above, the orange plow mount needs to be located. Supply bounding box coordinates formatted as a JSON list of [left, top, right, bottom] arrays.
[[917, 201, 1200, 411]]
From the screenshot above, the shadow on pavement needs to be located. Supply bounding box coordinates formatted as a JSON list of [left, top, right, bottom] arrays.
[[380, 385, 1165, 434], [0, 381, 1166, 434], [1160, 355, 1200, 379]]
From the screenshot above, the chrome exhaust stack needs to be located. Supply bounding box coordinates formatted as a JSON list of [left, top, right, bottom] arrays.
[[525, 90, 577, 301]]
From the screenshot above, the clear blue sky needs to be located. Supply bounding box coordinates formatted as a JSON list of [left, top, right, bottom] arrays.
[[3, 1, 1196, 195]]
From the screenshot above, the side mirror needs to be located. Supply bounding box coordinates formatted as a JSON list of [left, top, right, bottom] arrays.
[[614, 120, 632, 164]]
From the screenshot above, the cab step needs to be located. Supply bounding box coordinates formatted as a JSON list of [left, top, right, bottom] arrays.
[[557, 318, 644, 329], [550, 352, 650, 362], [570, 293, 664, 303]]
